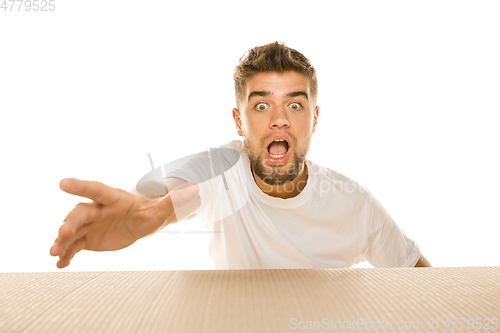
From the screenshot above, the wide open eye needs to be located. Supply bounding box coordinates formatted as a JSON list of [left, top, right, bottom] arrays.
[[255, 103, 268, 111], [289, 102, 302, 110]]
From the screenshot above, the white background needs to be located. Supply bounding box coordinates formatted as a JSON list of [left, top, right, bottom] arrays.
[[1, 0, 499, 272]]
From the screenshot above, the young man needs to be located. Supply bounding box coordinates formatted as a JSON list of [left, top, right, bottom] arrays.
[[50, 42, 431, 269]]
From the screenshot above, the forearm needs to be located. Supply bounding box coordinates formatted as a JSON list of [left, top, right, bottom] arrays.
[[130, 178, 189, 199], [130, 179, 168, 200], [130, 179, 201, 227], [129, 186, 164, 200]]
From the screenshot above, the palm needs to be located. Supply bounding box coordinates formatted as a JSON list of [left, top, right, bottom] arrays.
[[80, 191, 162, 251]]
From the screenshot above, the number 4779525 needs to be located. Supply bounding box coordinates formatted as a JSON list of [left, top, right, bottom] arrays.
[[1, 0, 56, 11]]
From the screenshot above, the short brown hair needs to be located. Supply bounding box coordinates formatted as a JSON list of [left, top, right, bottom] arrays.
[[234, 41, 318, 108]]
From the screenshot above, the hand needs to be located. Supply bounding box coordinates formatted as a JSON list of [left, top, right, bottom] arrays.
[[50, 178, 198, 268]]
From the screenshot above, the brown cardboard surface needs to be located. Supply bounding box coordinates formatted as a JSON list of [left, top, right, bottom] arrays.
[[1, 267, 499, 332]]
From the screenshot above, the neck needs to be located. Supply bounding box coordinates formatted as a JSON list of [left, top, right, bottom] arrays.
[[252, 162, 308, 199]]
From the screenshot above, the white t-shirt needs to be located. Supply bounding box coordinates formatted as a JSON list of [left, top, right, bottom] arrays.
[[166, 140, 421, 269]]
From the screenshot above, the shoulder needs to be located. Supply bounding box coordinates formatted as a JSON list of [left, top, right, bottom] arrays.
[[219, 140, 244, 152], [164, 140, 242, 182], [307, 160, 371, 198], [208, 140, 244, 167]]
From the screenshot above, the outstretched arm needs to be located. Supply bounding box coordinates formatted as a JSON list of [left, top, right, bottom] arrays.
[[50, 178, 199, 268]]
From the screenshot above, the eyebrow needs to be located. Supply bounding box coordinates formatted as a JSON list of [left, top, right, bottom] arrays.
[[247, 91, 309, 102], [286, 91, 309, 100]]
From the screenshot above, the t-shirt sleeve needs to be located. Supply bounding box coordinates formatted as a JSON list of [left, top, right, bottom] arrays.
[[163, 146, 243, 227], [361, 193, 421, 267]]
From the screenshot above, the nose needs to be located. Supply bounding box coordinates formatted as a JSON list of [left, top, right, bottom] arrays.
[[269, 105, 290, 129]]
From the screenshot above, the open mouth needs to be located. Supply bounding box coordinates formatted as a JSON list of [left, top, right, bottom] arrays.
[[267, 139, 289, 158], [265, 138, 291, 166]]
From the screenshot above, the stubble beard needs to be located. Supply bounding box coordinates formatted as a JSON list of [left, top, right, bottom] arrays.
[[242, 134, 311, 186]]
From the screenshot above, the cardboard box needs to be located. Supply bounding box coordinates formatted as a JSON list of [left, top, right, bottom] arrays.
[[1, 267, 499, 332]]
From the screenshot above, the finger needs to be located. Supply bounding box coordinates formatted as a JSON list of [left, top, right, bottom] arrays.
[[61, 237, 87, 262], [56, 258, 70, 269], [61, 202, 100, 236], [59, 178, 121, 206], [50, 203, 98, 257], [56, 237, 87, 269], [52, 223, 91, 257]]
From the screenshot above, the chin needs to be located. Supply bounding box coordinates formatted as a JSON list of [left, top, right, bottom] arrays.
[[256, 150, 302, 186]]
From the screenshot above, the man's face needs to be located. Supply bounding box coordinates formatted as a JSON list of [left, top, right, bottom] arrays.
[[232, 71, 319, 186]]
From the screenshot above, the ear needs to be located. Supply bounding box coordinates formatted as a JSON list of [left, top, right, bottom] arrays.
[[312, 106, 319, 133], [232, 108, 243, 137]]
